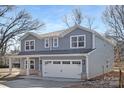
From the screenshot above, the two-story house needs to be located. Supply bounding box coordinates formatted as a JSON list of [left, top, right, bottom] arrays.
[[9, 25, 114, 80]]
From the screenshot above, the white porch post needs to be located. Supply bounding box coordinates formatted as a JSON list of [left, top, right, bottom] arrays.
[[9, 57, 12, 74], [26, 57, 30, 75]]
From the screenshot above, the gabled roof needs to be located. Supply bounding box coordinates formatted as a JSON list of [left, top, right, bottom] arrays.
[[60, 25, 93, 37], [20, 25, 114, 46], [19, 32, 41, 40], [40, 30, 64, 38], [38, 25, 94, 38]]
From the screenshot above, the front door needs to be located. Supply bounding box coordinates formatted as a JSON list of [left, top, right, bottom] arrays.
[[24, 59, 35, 69]]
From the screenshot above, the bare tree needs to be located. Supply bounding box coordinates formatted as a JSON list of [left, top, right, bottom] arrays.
[[85, 16, 97, 30], [62, 15, 70, 28], [103, 5, 124, 41], [62, 8, 83, 28], [103, 5, 124, 88], [0, 6, 44, 56], [72, 8, 83, 25], [62, 8, 96, 30]]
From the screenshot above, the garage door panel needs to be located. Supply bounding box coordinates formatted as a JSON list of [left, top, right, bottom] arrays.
[[62, 61, 82, 78], [43, 61, 62, 77]]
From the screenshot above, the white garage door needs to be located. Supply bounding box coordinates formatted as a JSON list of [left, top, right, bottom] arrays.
[[42, 60, 82, 79]]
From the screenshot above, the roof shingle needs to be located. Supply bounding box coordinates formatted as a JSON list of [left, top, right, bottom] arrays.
[[18, 49, 94, 55]]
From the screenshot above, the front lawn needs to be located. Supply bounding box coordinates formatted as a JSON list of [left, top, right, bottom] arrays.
[[0, 68, 20, 81]]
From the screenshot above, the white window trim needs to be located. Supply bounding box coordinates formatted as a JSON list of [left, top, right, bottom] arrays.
[[53, 37, 59, 48], [70, 35, 86, 48], [25, 40, 35, 51], [44, 38, 49, 48]]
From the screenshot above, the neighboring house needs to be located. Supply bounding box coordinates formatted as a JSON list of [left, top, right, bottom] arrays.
[[9, 25, 114, 80]]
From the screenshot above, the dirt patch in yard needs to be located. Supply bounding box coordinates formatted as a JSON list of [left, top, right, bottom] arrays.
[[65, 71, 124, 88], [0, 68, 20, 81]]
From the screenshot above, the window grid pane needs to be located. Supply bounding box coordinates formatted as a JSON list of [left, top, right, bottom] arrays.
[[26, 42, 29, 45], [54, 43, 57, 46], [62, 61, 70, 64], [53, 61, 60, 64], [78, 36, 85, 47], [72, 61, 81, 64], [46, 43, 48, 47], [53, 38, 58, 47], [30, 46, 34, 49], [72, 37, 77, 42], [30, 41, 34, 46], [78, 41, 84, 47], [26, 46, 29, 50], [45, 39, 49, 47], [72, 42, 77, 47], [71, 36, 78, 48], [78, 36, 84, 41]]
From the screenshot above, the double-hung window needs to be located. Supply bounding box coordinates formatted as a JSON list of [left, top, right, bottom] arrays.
[[53, 37, 58, 47], [45, 38, 49, 48], [70, 35, 86, 48], [25, 40, 35, 51]]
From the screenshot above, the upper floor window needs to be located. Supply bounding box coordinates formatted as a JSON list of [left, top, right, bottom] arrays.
[[25, 40, 35, 51], [53, 37, 58, 47], [70, 35, 86, 48], [45, 38, 49, 48]]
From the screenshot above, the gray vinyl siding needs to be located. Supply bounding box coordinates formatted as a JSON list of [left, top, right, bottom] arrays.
[[54, 28, 92, 50], [21, 28, 93, 52]]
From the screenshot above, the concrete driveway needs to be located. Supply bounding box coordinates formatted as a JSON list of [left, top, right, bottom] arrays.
[[0, 76, 79, 88]]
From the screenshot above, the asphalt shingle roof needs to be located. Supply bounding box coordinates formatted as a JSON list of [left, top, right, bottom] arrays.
[[18, 49, 94, 55]]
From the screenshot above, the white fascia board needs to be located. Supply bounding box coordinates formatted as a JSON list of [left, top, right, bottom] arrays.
[[19, 32, 41, 41], [9, 53, 88, 58], [87, 49, 96, 56]]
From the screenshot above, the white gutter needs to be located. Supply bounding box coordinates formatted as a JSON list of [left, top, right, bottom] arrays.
[[8, 53, 88, 58]]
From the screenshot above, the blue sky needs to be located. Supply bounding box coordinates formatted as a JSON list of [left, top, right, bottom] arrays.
[[17, 5, 106, 34]]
